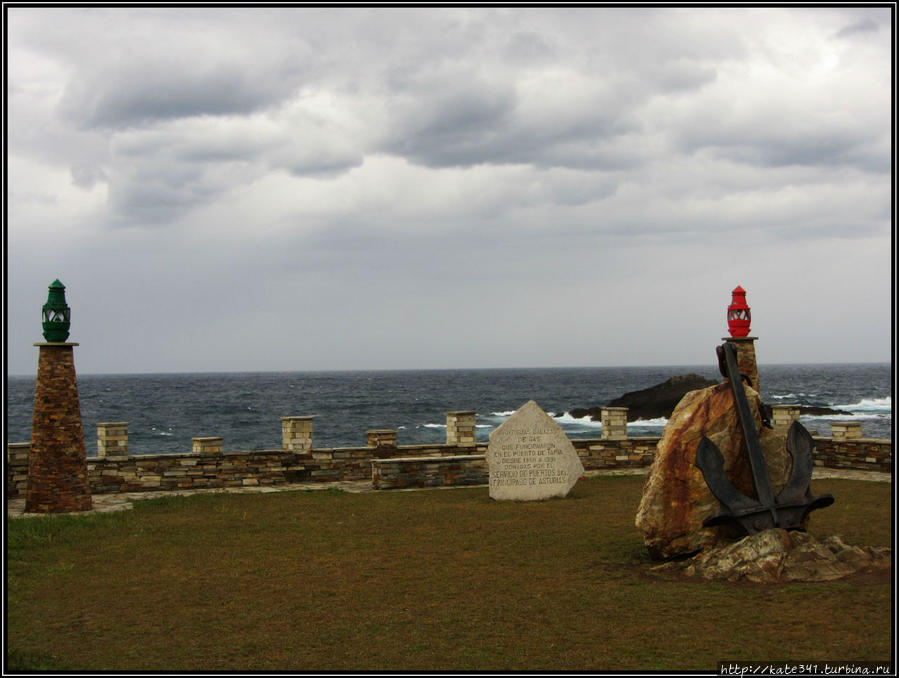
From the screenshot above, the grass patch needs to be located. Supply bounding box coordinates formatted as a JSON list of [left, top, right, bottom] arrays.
[[6, 477, 892, 671]]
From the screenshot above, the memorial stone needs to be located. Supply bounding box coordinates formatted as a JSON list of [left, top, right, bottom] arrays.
[[487, 400, 584, 501]]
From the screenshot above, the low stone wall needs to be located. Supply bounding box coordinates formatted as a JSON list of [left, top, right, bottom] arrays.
[[372, 454, 489, 490], [369, 439, 659, 490], [812, 437, 892, 473], [6, 443, 488, 496], [573, 437, 659, 469], [7, 408, 892, 497]]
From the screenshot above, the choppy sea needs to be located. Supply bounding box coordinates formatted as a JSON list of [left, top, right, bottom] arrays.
[[5, 364, 892, 456]]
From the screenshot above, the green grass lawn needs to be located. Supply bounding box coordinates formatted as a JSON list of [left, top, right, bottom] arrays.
[[6, 476, 892, 672]]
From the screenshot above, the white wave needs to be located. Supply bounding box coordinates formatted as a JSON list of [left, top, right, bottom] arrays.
[[490, 410, 516, 418], [770, 393, 806, 400], [629, 417, 668, 428], [835, 396, 892, 413], [801, 412, 890, 422], [422, 423, 447, 429], [554, 412, 603, 428], [475, 424, 492, 429]]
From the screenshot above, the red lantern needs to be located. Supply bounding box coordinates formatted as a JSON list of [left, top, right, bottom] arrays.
[[727, 286, 751, 337]]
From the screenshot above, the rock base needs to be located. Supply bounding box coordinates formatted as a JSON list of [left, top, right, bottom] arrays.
[[651, 529, 891, 583]]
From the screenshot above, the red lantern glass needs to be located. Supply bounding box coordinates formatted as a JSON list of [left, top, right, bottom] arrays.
[[727, 286, 751, 337]]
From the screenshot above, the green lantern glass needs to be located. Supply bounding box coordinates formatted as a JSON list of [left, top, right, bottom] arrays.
[[41, 279, 71, 342]]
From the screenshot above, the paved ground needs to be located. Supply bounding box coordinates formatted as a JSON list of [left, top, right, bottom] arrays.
[[7, 467, 890, 519]]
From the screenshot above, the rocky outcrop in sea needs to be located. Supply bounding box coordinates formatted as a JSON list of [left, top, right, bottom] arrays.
[[568, 374, 853, 422]]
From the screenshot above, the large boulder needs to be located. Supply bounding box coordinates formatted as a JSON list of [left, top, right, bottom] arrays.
[[635, 381, 793, 560], [652, 529, 891, 583]]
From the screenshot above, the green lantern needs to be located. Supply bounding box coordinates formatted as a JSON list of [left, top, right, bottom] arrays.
[[41, 279, 71, 342]]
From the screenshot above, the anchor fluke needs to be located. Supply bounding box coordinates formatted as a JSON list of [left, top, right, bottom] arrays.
[[693, 342, 834, 536]]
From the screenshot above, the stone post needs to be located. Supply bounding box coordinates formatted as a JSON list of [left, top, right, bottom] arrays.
[[770, 405, 800, 434], [26, 343, 92, 512], [831, 422, 863, 441], [7, 442, 31, 464], [97, 422, 129, 459], [367, 429, 398, 448], [192, 437, 223, 455], [281, 416, 314, 453], [7, 442, 31, 497], [446, 411, 477, 447], [721, 336, 760, 397], [601, 407, 628, 440]]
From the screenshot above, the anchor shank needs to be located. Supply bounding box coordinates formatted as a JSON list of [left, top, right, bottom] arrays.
[[721, 342, 776, 511]]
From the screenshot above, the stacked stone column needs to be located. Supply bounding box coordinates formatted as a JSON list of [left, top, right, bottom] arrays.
[[831, 422, 863, 441], [446, 411, 477, 446], [26, 343, 92, 512], [722, 336, 760, 397], [97, 422, 129, 459], [367, 429, 398, 448], [281, 416, 314, 452], [601, 407, 628, 440], [192, 437, 223, 455], [770, 405, 800, 434]]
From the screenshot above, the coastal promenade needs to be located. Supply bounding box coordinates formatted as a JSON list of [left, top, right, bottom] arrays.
[[7, 466, 890, 519]]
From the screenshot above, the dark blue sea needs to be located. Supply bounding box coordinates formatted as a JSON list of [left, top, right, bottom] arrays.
[[5, 364, 892, 456]]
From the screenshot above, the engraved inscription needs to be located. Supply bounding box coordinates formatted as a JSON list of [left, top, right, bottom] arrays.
[[487, 400, 584, 501]]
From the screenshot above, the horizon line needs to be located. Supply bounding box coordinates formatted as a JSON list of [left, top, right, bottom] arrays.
[[6, 360, 893, 379]]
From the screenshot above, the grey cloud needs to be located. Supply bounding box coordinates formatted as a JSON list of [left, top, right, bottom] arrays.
[[382, 83, 517, 168], [684, 129, 887, 173], [106, 164, 216, 226], [69, 162, 107, 190], [59, 64, 299, 130], [834, 18, 880, 39], [378, 68, 647, 171], [652, 59, 718, 93]]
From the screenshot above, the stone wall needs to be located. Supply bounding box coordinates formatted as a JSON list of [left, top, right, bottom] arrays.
[[372, 454, 489, 490], [812, 437, 892, 473], [7, 412, 892, 498], [573, 437, 658, 468]]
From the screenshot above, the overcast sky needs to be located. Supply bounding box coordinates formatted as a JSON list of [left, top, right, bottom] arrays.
[[6, 6, 893, 376]]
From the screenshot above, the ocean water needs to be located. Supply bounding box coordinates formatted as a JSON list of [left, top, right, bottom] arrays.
[[5, 364, 892, 456]]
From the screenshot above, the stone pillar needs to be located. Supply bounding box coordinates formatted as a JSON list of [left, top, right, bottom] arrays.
[[446, 410, 477, 446], [601, 407, 628, 440], [26, 343, 92, 512], [831, 422, 863, 441], [7, 442, 31, 497], [281, 416, 314, 452], [722, 336, 760, 397], [367, 429, 398, 448], [97, 422, 129, 459], [770, 405, 800, 434], [192, 437, 223, 455], [7, 442, 31, 464]]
